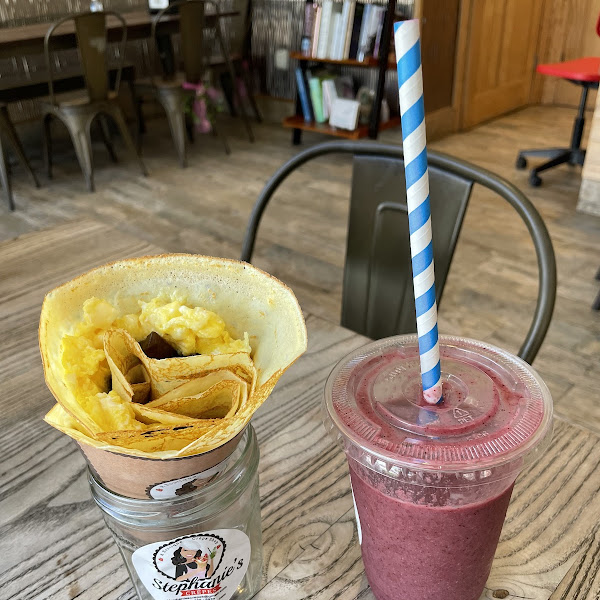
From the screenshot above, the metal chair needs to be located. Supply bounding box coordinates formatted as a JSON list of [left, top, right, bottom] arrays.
[[0, 104, 40, 210], [241, 140, 557, 364], [136, 0, 253, 168], [209, 0, 262, 123], [40, 10, 147, 192]]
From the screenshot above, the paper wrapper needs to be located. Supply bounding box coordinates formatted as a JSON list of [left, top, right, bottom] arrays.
[[80, 429, 244, 500]]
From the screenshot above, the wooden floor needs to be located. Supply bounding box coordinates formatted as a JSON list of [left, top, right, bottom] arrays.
[[1, 105, 599, 435]]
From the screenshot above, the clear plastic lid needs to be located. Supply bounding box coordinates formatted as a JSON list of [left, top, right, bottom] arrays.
[[325, 335, 553, 473]]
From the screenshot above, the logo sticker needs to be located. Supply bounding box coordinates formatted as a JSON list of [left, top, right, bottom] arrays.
[[146, 459, 230, 499], [132, 529, 250, 599]]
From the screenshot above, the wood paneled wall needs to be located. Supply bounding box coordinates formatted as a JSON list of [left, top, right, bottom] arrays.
[[459, 0, 543, 128], [433, 0, 600, 132], [532, 0, 600, 108]]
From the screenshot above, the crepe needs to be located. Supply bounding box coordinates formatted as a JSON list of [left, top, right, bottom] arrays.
[[40, 254, 307, 458]]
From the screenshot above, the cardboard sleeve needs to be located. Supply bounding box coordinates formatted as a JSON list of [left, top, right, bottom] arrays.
[[78, 430, 243, 499]]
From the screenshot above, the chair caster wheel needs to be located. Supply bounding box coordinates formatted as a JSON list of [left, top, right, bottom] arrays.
[[529, 172, 542, 187], [516, 156, 527, 169]]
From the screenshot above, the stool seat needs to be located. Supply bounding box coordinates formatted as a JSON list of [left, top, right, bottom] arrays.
[[537, 57, 600, 82]]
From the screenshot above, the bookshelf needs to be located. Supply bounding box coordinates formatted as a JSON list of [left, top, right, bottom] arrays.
[[286, 0, 398, 144]]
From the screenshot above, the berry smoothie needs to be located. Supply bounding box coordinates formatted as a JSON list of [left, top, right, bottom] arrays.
[[349, 461, 513, 600], [324, 335, 553, 600]]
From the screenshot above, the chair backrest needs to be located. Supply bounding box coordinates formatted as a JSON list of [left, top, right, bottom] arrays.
[[344, 154, 471, 338], [226, 0, 252, 58], [44, 11, 127, 104], [241, 140, 557, 365], [152, 0, 209, 84]]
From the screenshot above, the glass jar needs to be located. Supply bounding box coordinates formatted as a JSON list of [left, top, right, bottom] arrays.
[[90, 426, 262, 600]]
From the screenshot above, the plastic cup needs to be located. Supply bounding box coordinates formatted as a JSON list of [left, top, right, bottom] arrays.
[[324, 335, 553, 600]]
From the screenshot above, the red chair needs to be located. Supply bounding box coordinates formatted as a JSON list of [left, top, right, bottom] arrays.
[[516, 16, 600, 186]]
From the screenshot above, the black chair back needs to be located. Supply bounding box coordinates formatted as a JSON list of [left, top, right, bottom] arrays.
[[151, 0, 232, 86], [152, 0, 206, 84], [44, 11, 127, 105], [344, 154, 471, 338], [241, 140, 556, 365], [179, 0, 205, 84]]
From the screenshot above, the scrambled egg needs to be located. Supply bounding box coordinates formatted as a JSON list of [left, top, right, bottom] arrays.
[[60, 294, 250, 432]]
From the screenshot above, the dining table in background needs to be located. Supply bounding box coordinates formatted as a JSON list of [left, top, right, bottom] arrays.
[[0, 9, 239, 59], [0, 218, 598, 600], [0, 9, 240, 116]]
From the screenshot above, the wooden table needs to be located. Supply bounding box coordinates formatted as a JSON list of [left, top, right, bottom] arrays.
[[0, 219, 599, 600], [0, 10, 238, 59]]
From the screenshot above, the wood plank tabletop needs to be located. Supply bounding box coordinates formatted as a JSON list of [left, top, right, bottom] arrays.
[[0, 10, 238, 58], [0, 219, 598, 600]]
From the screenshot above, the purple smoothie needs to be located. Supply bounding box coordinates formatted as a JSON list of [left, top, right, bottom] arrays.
[[324, 335, 553, 600], [349, 460, 513, 600]]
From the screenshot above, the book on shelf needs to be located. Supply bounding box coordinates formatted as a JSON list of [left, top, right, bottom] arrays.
[[336, 3, 349, 60], [316, 0, 334, 59], [311, 5, 322, 57], [332, 0, 353, 60], [295, 67, 314, 122], [357, 5, 385, 61], [355, 4, 372, 61], [341, 1, 356, 59], [308, 75, 326, 123], [372, 7, 387, 58], [322, 78, 338, 119], [347, 2, 364, 60], [327, 2, 343, 60]]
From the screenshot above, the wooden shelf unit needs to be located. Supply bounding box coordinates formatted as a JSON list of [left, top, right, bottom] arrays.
[[289, 51, 395, 70], [287, 0, 398, 144], [283, 115, 401, 140]]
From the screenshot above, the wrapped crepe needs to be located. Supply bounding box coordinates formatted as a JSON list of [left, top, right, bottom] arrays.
[[39, 255, 307, 498]]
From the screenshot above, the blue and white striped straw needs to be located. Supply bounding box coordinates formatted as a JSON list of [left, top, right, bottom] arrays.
[[394, 20, 442, 405]]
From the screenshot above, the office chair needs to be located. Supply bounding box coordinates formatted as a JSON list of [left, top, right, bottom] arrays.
[[516, 14, 600, 187]]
